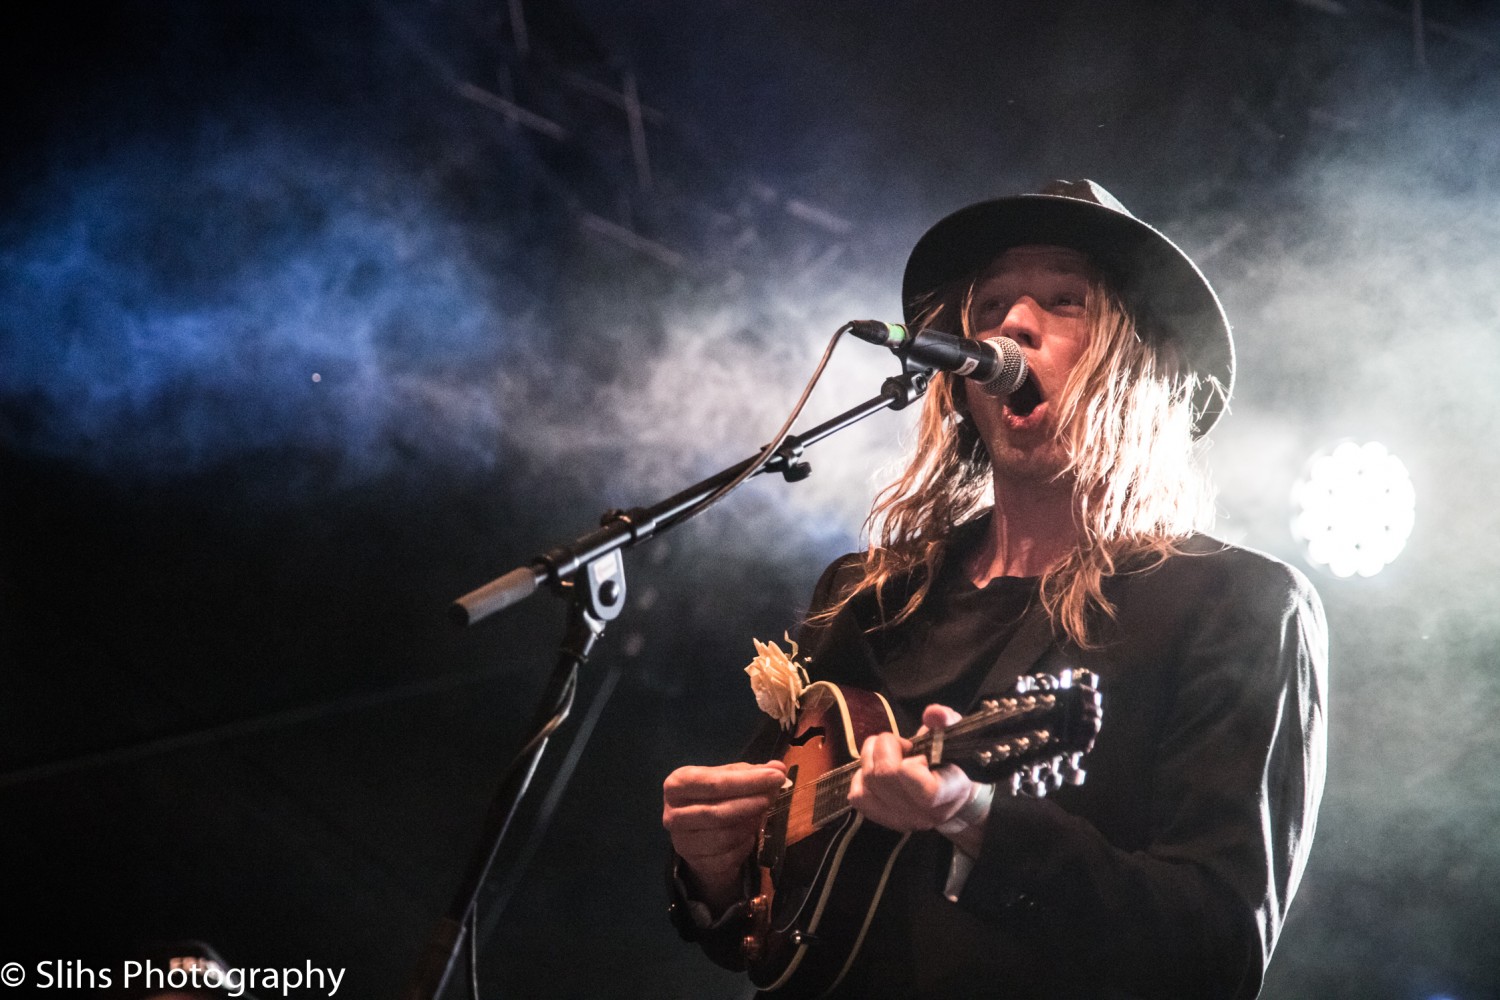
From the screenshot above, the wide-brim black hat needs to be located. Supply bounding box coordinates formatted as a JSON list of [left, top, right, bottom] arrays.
[[902, 179, 1234, 436]]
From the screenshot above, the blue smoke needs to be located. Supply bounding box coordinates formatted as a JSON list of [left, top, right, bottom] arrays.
[[1, 126, 522, 485]]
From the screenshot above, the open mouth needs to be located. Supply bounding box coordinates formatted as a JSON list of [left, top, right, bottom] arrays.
[[1004, 372, 1043, 418]]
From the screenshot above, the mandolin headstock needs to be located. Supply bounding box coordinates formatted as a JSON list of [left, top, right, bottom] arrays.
[[929, 668, 1103, 792]]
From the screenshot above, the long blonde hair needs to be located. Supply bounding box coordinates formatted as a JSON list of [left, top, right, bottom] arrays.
[[821, 268, 1217, 649]]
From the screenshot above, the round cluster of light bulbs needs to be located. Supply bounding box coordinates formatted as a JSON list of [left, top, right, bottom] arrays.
[[1291, 440, 1415, 579]]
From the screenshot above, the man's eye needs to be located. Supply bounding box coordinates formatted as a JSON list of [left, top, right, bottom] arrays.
[[1053, 292, 1086, 309], [974, 299, 1006, 321]]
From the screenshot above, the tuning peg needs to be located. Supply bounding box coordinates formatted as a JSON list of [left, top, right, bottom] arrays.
[[1013, 675, 1035, 693], [1011, 770, 1044, 798], [982, 698, 1000, 712], [1056, 752, 1087, 785]]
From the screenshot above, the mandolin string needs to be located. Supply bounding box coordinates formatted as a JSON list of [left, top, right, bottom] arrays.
[[764, 694, 1057, 826]]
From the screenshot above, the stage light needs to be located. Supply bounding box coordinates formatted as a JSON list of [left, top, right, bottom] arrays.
[[1291, 440, 1414, 578]]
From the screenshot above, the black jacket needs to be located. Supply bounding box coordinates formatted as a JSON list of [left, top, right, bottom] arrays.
[[676, 531, 1328, 1000]]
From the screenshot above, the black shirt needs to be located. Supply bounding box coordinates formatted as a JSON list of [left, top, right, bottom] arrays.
[[869, 560, 1038, 732]]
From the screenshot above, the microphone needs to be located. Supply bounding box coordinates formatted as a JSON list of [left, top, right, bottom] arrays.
[[846, 321, 1028, 396]]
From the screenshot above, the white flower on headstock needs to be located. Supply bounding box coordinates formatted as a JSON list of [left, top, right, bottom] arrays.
[[745, 633, 811, 730]]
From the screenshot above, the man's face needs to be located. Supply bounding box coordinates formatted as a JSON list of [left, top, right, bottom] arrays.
[[962, 245, 1095, 483]]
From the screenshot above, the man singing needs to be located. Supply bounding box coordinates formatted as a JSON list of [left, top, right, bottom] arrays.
[[663, 180, 1327, 999]]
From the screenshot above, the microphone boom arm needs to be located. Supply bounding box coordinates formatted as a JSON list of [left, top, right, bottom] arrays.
[[451, 367, 930, 627]]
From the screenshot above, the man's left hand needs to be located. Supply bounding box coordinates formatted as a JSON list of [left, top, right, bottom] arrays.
[[847, 704, 974, 832]]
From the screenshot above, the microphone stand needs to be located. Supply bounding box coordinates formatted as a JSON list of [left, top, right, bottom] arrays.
[[402, 365, 930, 1000]]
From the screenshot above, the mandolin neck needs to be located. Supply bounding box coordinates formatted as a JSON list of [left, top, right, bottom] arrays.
[[788, 730, 946, 830]]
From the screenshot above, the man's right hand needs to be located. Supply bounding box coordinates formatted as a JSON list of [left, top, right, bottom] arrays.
[[662, 760, 788, 914]]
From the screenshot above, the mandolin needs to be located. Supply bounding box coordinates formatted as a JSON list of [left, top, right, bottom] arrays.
[[743, 669, 1103, 999]]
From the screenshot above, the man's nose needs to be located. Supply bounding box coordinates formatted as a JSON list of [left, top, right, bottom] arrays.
[[998, 296, 1044, 349]]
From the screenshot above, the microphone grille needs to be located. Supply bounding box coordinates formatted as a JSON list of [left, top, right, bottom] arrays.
[[978, 337, 1028, 396]]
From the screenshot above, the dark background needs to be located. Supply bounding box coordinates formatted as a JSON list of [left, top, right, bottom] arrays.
[[4, 2, 1500, 998]]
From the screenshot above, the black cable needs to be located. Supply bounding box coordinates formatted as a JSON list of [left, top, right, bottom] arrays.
[[657, 323, 850, 531], [467, 907, 479, 1000]]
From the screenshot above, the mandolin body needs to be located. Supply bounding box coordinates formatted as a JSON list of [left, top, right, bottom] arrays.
[[747, 681, 909, 999]]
